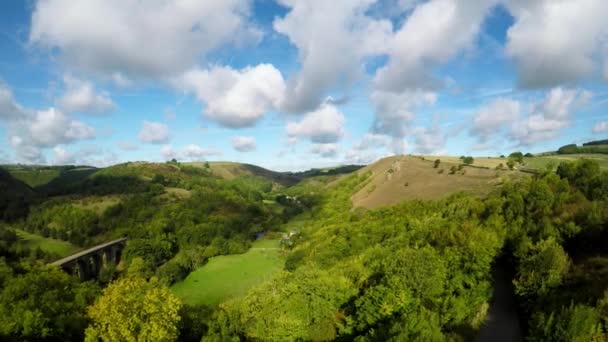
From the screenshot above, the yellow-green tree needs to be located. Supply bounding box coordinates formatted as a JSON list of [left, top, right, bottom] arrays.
[[85, 277, 182, 342]]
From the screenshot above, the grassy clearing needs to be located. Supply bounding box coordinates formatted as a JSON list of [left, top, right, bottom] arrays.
[[15, 229, 80, 257], [9, 169, 60, 187], [72, 196, 121, 215], [171, 239, 284, 306], [163, 187, 192, 199]]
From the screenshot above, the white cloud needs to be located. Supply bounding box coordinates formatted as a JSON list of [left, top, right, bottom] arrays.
[[344, 149, 384, 165], [371, 90, 437, 138], [138, 121, 169, 144], [53, 146, 75, 164], [27, 108, 95, 146], [471, 98, 521, 142], [505, 0, 608, 88], [373, 0, 494, 92], [412, 125, 446, 154], [353, 133, 391, 151], [58, 75, 114, 114], [287, 103, 345, 143], [182, 144, 219, 160], [592, 121, 608, 134], [511, 87, 591, 145], [160, 145, 177, 161], [175, 64, 285, 128], [0, 81, 26, 120], [274, 0, 392, 112], [232, 136, 256, 152], [30, 0, 258, 78], [310, 143, 339, 158]]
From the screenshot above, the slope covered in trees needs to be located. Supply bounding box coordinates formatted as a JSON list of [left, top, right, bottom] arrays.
[[0, 156, 607, 341]]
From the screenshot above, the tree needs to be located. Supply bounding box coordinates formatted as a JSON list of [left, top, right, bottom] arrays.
[[463, 156, 474, 165], [524, 153, 533, 158], [509, 152, 524, 163], [514, 238, 569, 297], [0, 267, 99, 340], [434, 159, 440, 168], [85, 277, 182, 342], [507, 160, 515, 170]]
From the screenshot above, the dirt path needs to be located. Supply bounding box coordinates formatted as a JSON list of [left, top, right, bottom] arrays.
[[475, 265, 523, 342]]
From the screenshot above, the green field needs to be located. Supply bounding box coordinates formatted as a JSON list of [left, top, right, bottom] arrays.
[[9, 169, 60, 187], [171, 239, 284, 306], [523, 154, 608, 170], [15, 229, 80, 257]]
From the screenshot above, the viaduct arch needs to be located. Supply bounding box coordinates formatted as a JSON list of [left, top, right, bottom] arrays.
[[50, 238, 127, 281]]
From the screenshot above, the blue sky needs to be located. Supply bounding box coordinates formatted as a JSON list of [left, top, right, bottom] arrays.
[[0, 0, 607, 171]]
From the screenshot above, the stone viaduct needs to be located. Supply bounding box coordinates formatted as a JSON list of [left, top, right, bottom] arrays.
[[50, 238, 127, 281]]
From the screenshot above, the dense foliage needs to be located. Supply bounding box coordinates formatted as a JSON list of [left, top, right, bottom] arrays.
[[0, 158, 607, 341]]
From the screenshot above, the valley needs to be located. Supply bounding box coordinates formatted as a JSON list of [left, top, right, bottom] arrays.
[[0, 146, 607, 341]]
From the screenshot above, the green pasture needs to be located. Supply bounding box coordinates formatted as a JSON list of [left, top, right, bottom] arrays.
[[171, 239, 284, 306]]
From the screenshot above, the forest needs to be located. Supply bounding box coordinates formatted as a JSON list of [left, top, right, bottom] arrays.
[[0, 157, 607, 341]]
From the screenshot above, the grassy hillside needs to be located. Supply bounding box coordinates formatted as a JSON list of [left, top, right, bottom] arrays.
[[171, 239, 284, 306], [15, 229, 80, 257], [351, 156, 525, 208], [9, 169, 61, 187]]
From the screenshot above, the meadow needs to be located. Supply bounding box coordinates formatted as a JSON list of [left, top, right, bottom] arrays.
[[171, 239, 284, 306], [15, 229, 80, 257]]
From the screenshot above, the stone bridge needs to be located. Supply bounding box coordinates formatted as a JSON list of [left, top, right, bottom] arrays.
[[51, 238, 127, 281]]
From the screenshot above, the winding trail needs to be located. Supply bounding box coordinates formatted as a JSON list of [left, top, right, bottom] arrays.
[[475, 264, 523, 342]]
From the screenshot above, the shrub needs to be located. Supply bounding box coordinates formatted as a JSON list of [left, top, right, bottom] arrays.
[[433, 159, 440, 168]]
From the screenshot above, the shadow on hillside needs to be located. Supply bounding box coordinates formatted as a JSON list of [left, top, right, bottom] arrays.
[[243, 164, 365, 187], [36, 168, 99, 195], [0, 168, 37, 220], [40, 173, 151, 197]]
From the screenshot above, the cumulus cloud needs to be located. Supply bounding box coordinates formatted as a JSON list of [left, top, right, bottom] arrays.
[[371, 90, 437, 138], [28, 108, 95, 146], [344, 149, 384, 165], [30, 0, 258, 78], [274, 0, 392, 112], [182, 144, 219, 160], [374, 0, 494, 93], [175, 64, 285, 128], [138, 121, 169, 144], [232, 136, 256, 152], [505, 0, 608, 88], [287, 104, 345, 143], [160, 144, 220, 161], [353, 133, 391, 151], [412, 125, 446, 154], [0, 81, 26, 120], [58, 75, 114, 114], [593, 121, 608, 134], [53, 146, 75, 164], [310, 143, 339, 158], [471, 98, 521, 142], [511, 88, 591, 145], [160, 145, 177, 161]]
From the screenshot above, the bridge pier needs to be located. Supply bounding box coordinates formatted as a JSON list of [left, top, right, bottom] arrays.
[[50, 238, 127, 281]]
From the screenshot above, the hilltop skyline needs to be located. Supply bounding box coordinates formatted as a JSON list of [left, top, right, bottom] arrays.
[[0, 0, 607, 171]]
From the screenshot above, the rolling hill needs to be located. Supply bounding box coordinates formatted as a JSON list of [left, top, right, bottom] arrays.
[[351, 155, 525, 209]]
